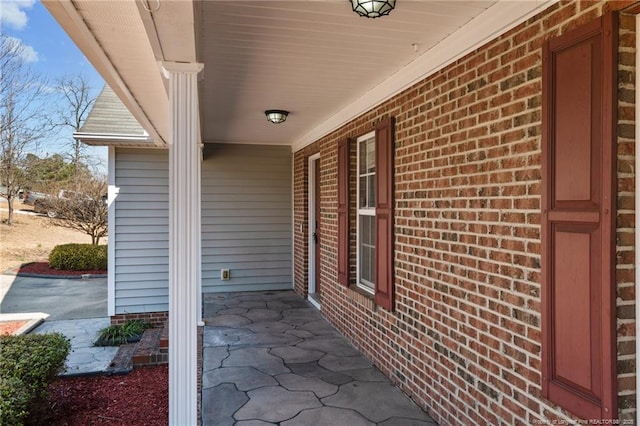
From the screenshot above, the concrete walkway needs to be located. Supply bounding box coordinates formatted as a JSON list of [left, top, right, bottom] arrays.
[[32, 318, 118, 377], [202, 291, 437, 425]]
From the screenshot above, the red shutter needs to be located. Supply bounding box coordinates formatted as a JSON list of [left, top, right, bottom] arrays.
[[541, 13, 617, 420], [337, 138, 350, 286], [374, 117, 395, 311]]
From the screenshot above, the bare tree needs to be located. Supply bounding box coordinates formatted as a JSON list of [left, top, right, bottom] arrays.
[[41, 177, 107, 244], [53, 74, 96, 179], [0, 33, 51, 225]]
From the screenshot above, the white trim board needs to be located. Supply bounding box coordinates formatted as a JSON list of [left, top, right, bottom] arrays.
[[107, 146, 117, 317], [308, 153, 321, 296]]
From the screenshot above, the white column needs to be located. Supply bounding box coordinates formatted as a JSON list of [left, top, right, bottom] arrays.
[[107, 146, 117, 317], [162, 61, 203, 426]]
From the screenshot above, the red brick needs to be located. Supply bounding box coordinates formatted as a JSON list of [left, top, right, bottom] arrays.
[[291, 3, 636, 425]]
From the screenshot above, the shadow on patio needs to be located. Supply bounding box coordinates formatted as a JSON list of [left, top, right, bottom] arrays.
[[201, 291, 437, 425]]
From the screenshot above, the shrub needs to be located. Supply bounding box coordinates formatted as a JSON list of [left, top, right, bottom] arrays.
[[0, 333, 70, 425], [94, 320, 152, 346], [49, 243, 107, 271], [0, 377, 30, 425]]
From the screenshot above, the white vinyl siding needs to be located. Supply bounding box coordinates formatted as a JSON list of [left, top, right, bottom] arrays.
[[201, 144, 292, 292], [112, 144, 292, 314], [114, 148, 169, 314]]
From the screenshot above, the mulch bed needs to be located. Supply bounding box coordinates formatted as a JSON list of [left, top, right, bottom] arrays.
[[10, 263, 165, 424], [0, 320, 29, 335], [15, 261, 106, 276], [28, 365, 168, 425]]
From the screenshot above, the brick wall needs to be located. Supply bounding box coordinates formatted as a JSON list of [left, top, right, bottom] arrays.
[[111, 311, 168, 328], [293, 1, 636, 424], [617, 10, 637, 420]]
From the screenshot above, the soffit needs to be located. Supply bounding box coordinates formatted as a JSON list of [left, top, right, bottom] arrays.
[[198, 1, 553, 149], [43, 0, 169, 145], [46, 1, 554, 150], [200, 1, 494, 146], [74, 1, 168, 141]]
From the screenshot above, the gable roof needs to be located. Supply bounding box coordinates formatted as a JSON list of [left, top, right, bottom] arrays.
[[74, 85, 158, 147]]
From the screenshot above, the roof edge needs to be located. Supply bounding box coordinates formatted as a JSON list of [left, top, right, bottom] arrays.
[[74, 131, 162, 148], [43, 0, 166, 145]]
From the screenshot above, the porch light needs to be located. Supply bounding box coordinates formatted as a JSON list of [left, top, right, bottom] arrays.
[[351, 0, 396, 18], [265, 110, 289, 124]]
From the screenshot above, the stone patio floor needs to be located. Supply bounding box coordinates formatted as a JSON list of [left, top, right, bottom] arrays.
[[201, 291, 437, 425]]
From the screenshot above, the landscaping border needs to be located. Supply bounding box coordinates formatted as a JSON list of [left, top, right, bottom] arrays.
[[2, 262, 107, 279]]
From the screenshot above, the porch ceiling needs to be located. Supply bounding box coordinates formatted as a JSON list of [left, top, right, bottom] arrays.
[[44, 0, 554, 150]]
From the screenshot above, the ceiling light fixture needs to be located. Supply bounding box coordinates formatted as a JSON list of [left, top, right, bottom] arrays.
[[351, 0, 396, 18], [265, 110, 289, 124]]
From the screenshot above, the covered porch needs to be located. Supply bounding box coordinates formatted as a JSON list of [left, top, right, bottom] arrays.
[[45, 0, 638, 424], [201, 290, 436, 425]]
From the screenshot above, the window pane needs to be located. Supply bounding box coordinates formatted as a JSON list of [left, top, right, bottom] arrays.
[[357, 134, 376, 292], [359, 215, 375, 289], [366, 139, 375, 173], [359, 140, 367, 174], [359, 176, 367, 208], [362, 245, 371, 282], [359, 137, 375, 175], [360, 215, 370, 244], [368, 175, 375, 208]]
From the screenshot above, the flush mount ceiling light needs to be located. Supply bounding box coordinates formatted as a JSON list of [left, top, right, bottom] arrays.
[[265, 110, 289, 124], [351, 0, 396, 18]]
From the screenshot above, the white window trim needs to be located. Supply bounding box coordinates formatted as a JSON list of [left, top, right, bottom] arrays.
[[356, 131, 376, 295]]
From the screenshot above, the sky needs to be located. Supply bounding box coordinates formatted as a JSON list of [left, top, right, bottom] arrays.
[[1, 0, 108, 173]]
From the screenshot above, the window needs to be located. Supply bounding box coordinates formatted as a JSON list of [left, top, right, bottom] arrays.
[[357, 132, 376, 293], [337, 117, 395, 311]]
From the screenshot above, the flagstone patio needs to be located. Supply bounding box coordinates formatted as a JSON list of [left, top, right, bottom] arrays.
[[201, 291, 437, 425]]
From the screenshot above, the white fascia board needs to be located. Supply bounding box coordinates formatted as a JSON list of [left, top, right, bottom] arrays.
[[292, 0, 557, 152], [74, 132, 151, 141], [74, 132, 160, 147], [42, 0, 166, 146]]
